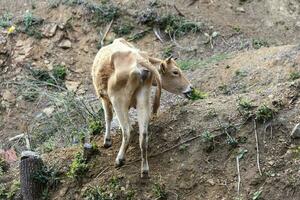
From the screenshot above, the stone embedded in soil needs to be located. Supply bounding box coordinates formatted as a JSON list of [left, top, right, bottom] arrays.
[[65, 80, 81, 92], [42, 23, 58, 37], [290, 123, 300, 139], [58, 39, 72, 49], [236, 7, 245, 13], [42, 106, 55, 117], [2, 90, 15, 103]]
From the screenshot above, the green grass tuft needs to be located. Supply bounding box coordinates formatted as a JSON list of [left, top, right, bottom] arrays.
[[67, 152, 88, 181]]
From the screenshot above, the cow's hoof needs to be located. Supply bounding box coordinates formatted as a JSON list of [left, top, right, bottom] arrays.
[[141, 170, 150, 179], [103, 139, 112, 148], [115, 158, 125, 168]]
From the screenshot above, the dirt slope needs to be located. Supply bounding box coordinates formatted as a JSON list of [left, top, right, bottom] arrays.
[[1, 0, 300, 200]]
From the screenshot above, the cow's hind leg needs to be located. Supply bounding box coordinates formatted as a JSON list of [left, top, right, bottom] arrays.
[[136, 86, 151, 178], [111, 96, 131, 167], [102, 98, 113, 148]]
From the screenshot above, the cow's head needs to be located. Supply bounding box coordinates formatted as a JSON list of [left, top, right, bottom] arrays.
[[159, 56, 193, 98]]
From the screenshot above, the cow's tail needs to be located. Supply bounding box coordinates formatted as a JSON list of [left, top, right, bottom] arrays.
[[139, 60, 162, 115]]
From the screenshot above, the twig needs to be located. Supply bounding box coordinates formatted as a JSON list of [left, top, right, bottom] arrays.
[[153, 27, 164, 43], [100, 19, 114, 48], [173, 5, 185, 17], [253, 119, 262, 176], [96, 166, 109, 178], [236, 156, 241, 197]]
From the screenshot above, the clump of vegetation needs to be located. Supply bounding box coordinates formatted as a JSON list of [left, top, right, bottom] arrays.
[[189, 89, 208, 100], [113, 23, 134, 36], [83, 176, 135, 200], [21, 10, 43, 39], [252, 38, 269, 49], [289, 71, 300, 81], [162, 45, 174, 58], [88, 118, 102, 135], [0, 157, 8, 176], [238, 97, 253, 110], [255, 105, 274, 123], [235, 69, 247, 77], [33, 165, 61, 198], [67, 152, 88, 181], [128, 29, 151, 41], [153, 183, 167, 200], [52, 64, 67, 81], [0, 12, 13, 28], [0, 180, 20, 200], [201, 131, 213, 142], [88, 2, 120, 26], [137, 9, 158, 26]]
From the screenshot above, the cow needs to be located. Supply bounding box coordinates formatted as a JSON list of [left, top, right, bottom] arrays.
[[92, 38, 193, 178]]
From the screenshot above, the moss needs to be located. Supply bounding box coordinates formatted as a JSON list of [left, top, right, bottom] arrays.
[[190, 89, 208, 100]]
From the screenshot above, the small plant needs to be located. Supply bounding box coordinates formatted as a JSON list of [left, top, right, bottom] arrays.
[[6, 180, 20, 199], [52, 64, 67, 81], [252, 38, 269, 49], [162, 45, 174, 58], [88, 118, 102, 135], [113, 23, 134, 36], [88, 2, 120, 26], [201, 131, 213, 142], [252, 187, 263, 200], [235, 69, 247, 77], [255, 105, 274, 123], [0, 12, 13, 28], [189, 89, 208, 100], [21, 10, 43, 39], [289, 71, 300, 81], [67, 152, 88, 180], [83, 185, 108, 200], [179, 144, 189, 152], [128, 29, 150, 41], [238, 97, 253, 110], [152, 183, 167, 200], [0, 184, 7, 199]]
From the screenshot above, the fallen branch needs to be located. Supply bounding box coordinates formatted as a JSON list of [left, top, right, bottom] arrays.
[[153, 27, 164, 43], [173, 5, 185, 17], [253, 119, 263, 176], [96, 166, 109, 178], [100, 19, 114, 48], [236, 156, 241, 197]]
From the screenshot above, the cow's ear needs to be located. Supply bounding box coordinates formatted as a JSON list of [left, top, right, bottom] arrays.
[[160, 62, 166, 74], [166, 55, 173, 63]]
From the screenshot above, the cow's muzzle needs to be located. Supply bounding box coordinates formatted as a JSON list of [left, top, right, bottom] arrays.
[[183, 85, 194, 99]]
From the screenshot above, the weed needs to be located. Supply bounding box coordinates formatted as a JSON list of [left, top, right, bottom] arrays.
[[255, 105, 274, 123], [235, 69, 247, 77], [252, 39, 269, 49], [83, 185, 109, 200], [88, 2, 120, 26], [226, 137, 238, 148], [233, 26, 241, 32], [237, 148, 248, 160], [47, 0, 61, 8], [162, 45, 174, 58], [238, 97, 253, 110], [252, 187, 263, 200], [128, 29, 150, 41], [0, 12, 13, 28], [137, 9, 159, 26], [53, 64, 67, 80], [88, 118, 102, 135], [33, 165, 61, 190], [21, 10, 43, 39], [289, 71, 300, 81], [0, 184, 7, 199], [189, 89, 208, 100], [113, 23, 134, 36], [109, 176, 120, 189], [201, 131, 213, 142], [179, 144, 189, 152], [41, 139, 55, 153], [6, 180, 20, 199], [62, 0, 85, 6], [158, 14, 202, 37], [153, 183, 167, 200], [67, 152, 88, 180]]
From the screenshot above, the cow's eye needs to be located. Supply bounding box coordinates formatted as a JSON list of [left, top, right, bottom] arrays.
[[172, 71, 179, 76]]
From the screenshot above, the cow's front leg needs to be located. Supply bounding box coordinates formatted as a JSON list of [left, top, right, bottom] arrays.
[[111, 97, 131, 167], [137, 86, 151, 178]]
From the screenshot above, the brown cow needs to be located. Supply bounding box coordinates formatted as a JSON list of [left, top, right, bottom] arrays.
[[92, 38, 193, 178]]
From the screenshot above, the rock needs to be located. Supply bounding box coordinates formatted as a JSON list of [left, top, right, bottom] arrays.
[[43, 106, 55, 117], [290, 123, 300, 139], [207, 178, 215, 186], [296, 21, 300, 30], [65, 81, 81, 92], [58, 39, 72, 49], [44, 60, 50, 64], [2, 90, 15, 103], [42, 23, 58, 37], [236, 7, 245, 13]]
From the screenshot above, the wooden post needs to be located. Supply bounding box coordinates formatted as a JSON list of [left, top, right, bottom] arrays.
[[20, 151, 45, 200]]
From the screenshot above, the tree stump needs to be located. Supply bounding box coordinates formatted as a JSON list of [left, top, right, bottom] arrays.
[[20, 151, 45, 200]]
